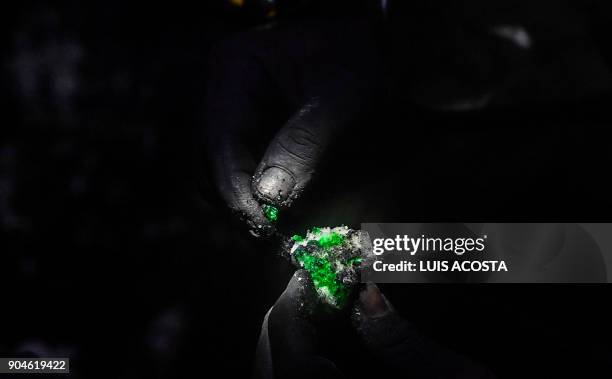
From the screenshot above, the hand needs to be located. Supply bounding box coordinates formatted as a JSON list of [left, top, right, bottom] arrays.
[[204, 15, 378, 236], [255, 270, 496, 379]]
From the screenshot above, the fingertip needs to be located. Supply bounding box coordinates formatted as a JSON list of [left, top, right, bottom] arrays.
[[245, 215, 275, 238], [286, 269, 314, 296], [353, 284, 412, 352], [291, 269, 313, 286], [233, 192, 275, 238], [357, 283, 392, 319], [270, 270, 319, 324], [253, 166, 295, 204]]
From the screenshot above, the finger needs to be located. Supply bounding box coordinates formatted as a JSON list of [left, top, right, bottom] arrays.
[[252, 82, 368, 208], [205, 35, 277, 235], [354, 283, 406, 353], [269, 270, 321, 356], [249, 16, 379, 208], [268, 270, 343, 379], [210, 138, 273, 236], [354, 283, 495, 378], [252, 97, 327, 206]]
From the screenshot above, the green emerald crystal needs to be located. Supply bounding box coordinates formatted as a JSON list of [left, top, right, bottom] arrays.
[[317, 231, 344, 248], [289, 226, 364, 308], [262, 204, 279, 222], [294, 248, 349, 308]]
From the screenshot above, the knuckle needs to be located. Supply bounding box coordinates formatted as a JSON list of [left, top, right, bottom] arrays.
[[277, 126, 322, 162], [286, 126, 320, 146]]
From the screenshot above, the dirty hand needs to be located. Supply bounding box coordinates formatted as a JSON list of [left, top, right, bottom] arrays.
[[205, 16, 377, 236], [255, 270, 496, 379]]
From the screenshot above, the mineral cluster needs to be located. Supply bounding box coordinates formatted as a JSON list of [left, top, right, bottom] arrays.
[[289, 226, 371, 308], [261, 204, 279, 222]]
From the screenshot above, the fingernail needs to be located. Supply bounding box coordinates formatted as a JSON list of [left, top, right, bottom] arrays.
[[255, 167, 295, 203], [358, 283, 390, 319]]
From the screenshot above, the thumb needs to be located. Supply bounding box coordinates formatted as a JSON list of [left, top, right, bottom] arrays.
[[252, 72, 372, 208], [268, 270, 343, 379], [354, 283, 412, 354], [354, 283, 496, 379], [252, 97, 333, 207]]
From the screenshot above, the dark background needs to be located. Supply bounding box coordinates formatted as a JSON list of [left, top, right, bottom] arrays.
[[2, 2, 612, 378], [1, 3, 289, 378]]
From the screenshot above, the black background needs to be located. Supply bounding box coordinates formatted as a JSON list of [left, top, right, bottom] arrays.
[[2, 2, 612, 378]]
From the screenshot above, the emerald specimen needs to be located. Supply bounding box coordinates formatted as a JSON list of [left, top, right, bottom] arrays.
[[262, 204, 279, 222], [317, 231, 344, 248], [289, 226, 366, 308]]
